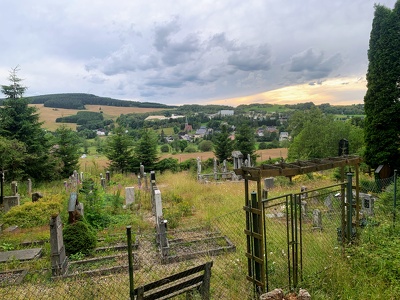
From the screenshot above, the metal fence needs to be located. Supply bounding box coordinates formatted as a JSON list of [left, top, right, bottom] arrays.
[[0, 174, 397, 299]]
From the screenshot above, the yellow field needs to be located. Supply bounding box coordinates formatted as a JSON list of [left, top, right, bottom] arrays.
[[30, 104, 168, 131]]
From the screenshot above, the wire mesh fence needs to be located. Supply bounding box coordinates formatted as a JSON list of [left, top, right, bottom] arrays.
[[0, 174, 398, 299]]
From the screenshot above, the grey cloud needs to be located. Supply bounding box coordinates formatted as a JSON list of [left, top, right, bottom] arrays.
[[228, 44, 271, 71], [288, 48, 343, 80], [153, 17, 180, 51]]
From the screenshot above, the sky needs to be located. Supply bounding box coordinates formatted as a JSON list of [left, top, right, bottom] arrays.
[[0, 0, 397, 107]]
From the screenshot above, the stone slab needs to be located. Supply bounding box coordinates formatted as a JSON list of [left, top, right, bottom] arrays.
[[0, 248, 42, 263]]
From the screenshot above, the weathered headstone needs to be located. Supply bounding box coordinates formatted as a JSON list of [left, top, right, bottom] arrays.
[[247, 154, 251, 167], [144, 172, 148, 190], [154, 189, 163, 219], [264, 177, 274, 190], [138, 175, 142, 189], [313, 209, 322, 230], [360, 193, 374, 216], [197, 157, 202, 175], [11, 181, 18, 196], [101, 178, 106, 189], [105, 171, 110, 183], [324, 194, 334, 212], [150, 171, 156, 181], [80, 172, 84, 182], [140, 164, 145, 178], [50, 214, 68, 276], [68, 192, 82, 223], [27, 179, 32, 196], [301, 201, 307, 218], [125, 187, 135, 208], [300, 186, 308, 199], [3, 196, 20, 213]]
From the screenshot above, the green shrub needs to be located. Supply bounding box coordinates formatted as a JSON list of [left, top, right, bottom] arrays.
[[258, 142, 267, 150], [156, 158, 179, 173], [183, 145, 197, 153], [160, 144, 170, 153], [179, 158, 197, 171], [198, 140, 213, 152], [2, 195, 63, 228], [63, 220, 97, 256]]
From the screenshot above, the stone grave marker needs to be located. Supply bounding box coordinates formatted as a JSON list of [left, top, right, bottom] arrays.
[[360, 193, 374, 216], [312, 209, 322, 230], [138, 175, 142, 189], [301, 200, 308, 218], [50, 214, 68, 276], [125, 187, 135, 208], [324, 194, 334, 212], [144, 172, 148, 190], [105, 171, 110, 183], [27, 178, 32, 195], [3, 196, 20, 213], [11, 181, 18, 196]]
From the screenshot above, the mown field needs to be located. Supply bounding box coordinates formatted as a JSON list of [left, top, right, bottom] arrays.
[[31, 104, 167, 130]]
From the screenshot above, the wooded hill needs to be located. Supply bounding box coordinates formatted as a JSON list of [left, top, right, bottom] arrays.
[[0, 93, 176, 109]]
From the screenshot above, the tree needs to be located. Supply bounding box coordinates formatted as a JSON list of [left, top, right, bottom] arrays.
[[213, 125, 234, 162], [0, 67, 56, 181], [104, 127, 134, 173], [235, 123, 256, 163], [1, 66, 27, 99], [198, 140, 213, 152], [364, 2, 400, 170], [134, 129, 159, 170], [288, 114, 364, 160], [0, 137, 27, 180], [53, 126, 82, 178]]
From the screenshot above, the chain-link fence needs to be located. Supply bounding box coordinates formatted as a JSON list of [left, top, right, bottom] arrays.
[[0, 174, 398, 299]]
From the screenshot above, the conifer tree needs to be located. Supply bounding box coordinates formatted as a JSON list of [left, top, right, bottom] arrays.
[[364, 2, 400, 169]]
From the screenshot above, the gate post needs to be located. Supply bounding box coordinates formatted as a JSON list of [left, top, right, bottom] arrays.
[[346, 173, 353, 242]]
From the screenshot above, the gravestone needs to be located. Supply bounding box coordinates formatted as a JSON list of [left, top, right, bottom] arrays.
[[140, 164, 145, 178], [360, 193, 374, 216], [27, 179, 32, 196], [138, 175, 142, 189], [11, 181, 18, 196], [80, 172, 84, 182], [3, 196, 20, 213], [101, 178, 106, 189], [125, 187, 135, 208], [312, 209, 322, 230], [300, 186, 308, 199], [144, 173, 148, 190], [197, 157, 202, 178], [232, 151, 243, 169], [105, 171, 110, 183], [247, 154, 251, 167], [154, 189, 163, 220], [301, 201, 307, 218], [73, 170, 79, 185], [150, 171, 156, 181], [68, 192, 83, 223], [324, 194, 334, 212], [264, 177, 274, 190], [49, 214, 68, 276]]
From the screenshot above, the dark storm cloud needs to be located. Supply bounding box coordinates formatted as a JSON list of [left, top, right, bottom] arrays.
[[288, 48, 343, 81]]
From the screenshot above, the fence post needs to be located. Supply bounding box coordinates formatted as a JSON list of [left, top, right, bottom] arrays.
[[394, 170, 397, 227], [346, 173, 353, 242], [127, 226, 134, 300]]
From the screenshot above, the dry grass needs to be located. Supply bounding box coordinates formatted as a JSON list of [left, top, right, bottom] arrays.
[[30, 104, 168, 131]]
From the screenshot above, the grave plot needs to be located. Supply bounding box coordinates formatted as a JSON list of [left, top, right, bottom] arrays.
[[161, 230, 236, 264], [150, 173, 236, 264], [0, 269, 28, 286]]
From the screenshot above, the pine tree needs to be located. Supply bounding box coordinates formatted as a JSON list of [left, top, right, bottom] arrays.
[[105, 127, 134, 173], [235, 123, 256, 163], [0, 67, 55, 180], [213, 125, 234, 162], [364, 2, 400, 169], [134, 129, 159, 170], [53, 126, 82, 178]]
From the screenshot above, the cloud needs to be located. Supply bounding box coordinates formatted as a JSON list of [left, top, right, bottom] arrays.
[[287, 48, 343, 81]]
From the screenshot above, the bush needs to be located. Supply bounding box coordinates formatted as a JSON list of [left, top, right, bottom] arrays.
[[198, 140, 213, 152], [160, 144, 170, 153], [155, 158, 179, 173], [258, 142, 267, 150], [2, 195, 63, 228], [180, 158, 197, 171], [63, 220, 97, 256], [184, 145, 198, 153]]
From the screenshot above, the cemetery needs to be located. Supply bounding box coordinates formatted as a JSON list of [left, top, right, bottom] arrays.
[[0, 157, 396, 299]]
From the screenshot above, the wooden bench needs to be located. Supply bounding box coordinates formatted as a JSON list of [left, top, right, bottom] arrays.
[[134, 261, 213, 300]]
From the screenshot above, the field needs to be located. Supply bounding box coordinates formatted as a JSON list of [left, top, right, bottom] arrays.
[[31, 104, 167, 130]]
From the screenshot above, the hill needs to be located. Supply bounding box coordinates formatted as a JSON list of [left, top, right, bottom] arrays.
[[0, 93, 176, 109]]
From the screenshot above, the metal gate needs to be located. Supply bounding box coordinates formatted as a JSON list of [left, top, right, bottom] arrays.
[[261, 182, 349, 291]]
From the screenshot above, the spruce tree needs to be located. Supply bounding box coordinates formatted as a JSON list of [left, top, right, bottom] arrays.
[[213, 125, 234, 162], [134, 129, 159, 170], [235, 123, 256, 163], [104, 127, 134, 173], [364, 2, 400, 169]]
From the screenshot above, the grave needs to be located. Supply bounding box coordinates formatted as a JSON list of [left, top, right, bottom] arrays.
[[0, 248, 42, 263], [312, 209, 323, 230], [125, 187, 135, 208], [3, 196, 20, 213], [50, 214, 68, 277]]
